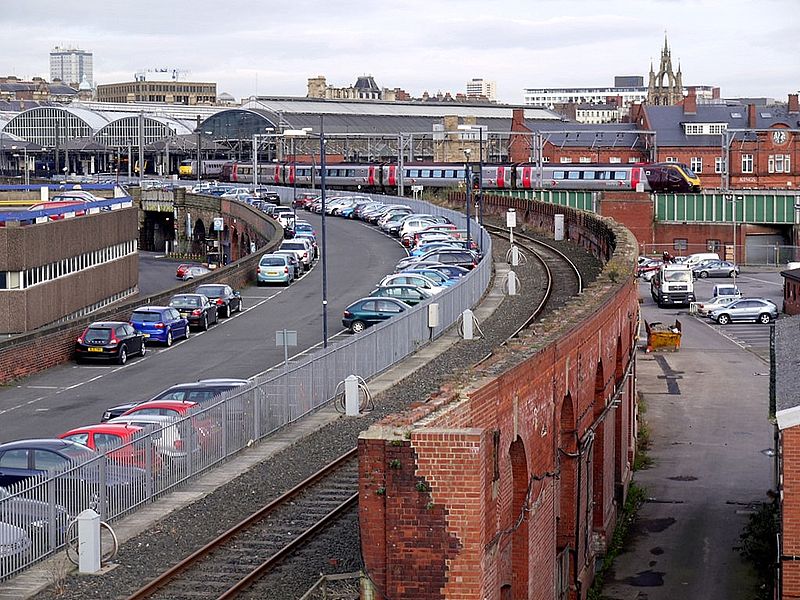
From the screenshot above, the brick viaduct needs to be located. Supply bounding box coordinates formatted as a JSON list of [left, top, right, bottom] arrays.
[[359, 193, 640, 600], [0, 191, 282, 384]]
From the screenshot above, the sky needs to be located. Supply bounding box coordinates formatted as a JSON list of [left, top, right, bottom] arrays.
[[1, 0, 797, 104]]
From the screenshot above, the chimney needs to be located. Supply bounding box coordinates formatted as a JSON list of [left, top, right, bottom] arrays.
[[748, 103, 757, 128], [789, 94, 799, 115], [683, 89, 696, 115], [511, 108, 527, 132]]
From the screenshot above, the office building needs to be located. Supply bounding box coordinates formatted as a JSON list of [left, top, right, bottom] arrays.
[[50, 46, 93, 88]]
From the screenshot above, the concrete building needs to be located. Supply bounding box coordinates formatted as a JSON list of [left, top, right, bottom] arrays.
[[50, 46, 93, 88], [466, 78, 497, 102], [96, 80, 216, 105]]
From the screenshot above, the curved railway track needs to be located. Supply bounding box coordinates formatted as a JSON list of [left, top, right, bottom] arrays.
[[124, 226, 587, 600], [125, 449, 359, 600]]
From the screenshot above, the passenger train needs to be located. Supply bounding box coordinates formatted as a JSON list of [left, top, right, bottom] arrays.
[[207, 161, 700, 194]]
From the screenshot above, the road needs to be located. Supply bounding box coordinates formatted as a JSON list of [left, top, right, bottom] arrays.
[[0, 213, 407, 443], [137, 251, 187, 297], [602, 269, 782, 599]]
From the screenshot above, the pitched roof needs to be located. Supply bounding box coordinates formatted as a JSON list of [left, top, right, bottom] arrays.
[[775, 315, 800, 428]]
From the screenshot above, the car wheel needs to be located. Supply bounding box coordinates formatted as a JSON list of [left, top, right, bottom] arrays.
[[699, 271, 708, 278], [350, 320, 367, 334], [140, 341, 147, 357], [117, 345, 128, 365], [717, 314, 730, 325], [222, 304, 230, 318], [184, 326, 191, 340], [758, 313, 772, 324], [237, 300, 243, 313], [728, 271, 735, 278], [202, 315, 208, 331], [166, 330, 173, 347]]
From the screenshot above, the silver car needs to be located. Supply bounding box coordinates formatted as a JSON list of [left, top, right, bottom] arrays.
[[709, 298, 778, 324], [693, 260, 740, 279]]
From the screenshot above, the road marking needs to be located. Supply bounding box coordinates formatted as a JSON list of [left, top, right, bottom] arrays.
[[252, 329, 349, 378], [738, 275, 782, 286], [20, 385, 59, 389]]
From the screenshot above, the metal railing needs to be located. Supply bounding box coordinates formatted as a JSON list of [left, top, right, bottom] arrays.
[[0, 189, 491, 581]]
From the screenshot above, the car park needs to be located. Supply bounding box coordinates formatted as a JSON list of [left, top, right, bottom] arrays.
[[75, 321, 146, 365], [107, 415, 199, 467], [709, 298, 778, 324], [168, 294, 218, 330], [257, 254, 294, 285], [369, 285, 433, 306], [692, 260, 740, 278], [129, 306, 190, 347], [695, 295, 738, 317], [58, 423, 161, 471], [342, 297, 411, 333], [195, 284, 242, 318]]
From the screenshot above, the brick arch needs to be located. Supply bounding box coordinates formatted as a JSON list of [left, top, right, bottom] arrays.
[[192, 218, 207, 255], [614, 336, 625, 487], [509, 436, 529, 599], [592, 360, 606, 531], [557, 393, 577, 550]]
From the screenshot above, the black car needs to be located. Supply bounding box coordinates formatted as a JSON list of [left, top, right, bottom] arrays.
[[100, 379, 250, 422], [195, 284, 243, 318], [75, 321, 146, 365], [168, 294, 219, 330], [417, 249, 480, 270]]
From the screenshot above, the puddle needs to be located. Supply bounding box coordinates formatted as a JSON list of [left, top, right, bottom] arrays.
[[625, 570, 665, 587], [668, 475, 698, 481], [650, 546, 664, 555], [635, 517, 676, 533]]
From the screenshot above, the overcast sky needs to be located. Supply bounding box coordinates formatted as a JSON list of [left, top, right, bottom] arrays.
[[1, 0, 797, 103]]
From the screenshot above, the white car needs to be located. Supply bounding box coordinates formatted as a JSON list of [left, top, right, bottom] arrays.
[[695, 295, 738, 316], [280, 239, 314, 269], [379, 273, 445, 295]]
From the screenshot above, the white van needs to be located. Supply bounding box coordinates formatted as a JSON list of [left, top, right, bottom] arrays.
[[684, 252, 720, 268]]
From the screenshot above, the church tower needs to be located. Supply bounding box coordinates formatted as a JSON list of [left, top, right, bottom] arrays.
[[647, 35, 684, 105]]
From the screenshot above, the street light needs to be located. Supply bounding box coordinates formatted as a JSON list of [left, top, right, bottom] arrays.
[[463, 148, 472, 244], [458, 125, 484, 226], [727, 194, 743, 287], [284, 128, 313, 212], [252, 127, 275, 191]]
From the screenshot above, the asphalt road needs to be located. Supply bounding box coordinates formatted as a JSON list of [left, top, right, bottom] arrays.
[[602, 269, 782, 599], [0, 213, 407, 443], [137, 251, 187, 297]]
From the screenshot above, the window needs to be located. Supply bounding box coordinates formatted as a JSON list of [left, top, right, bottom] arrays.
[[707, 239, 721, 251], [685, 124, 704, 135], [768, 154, 791, 174], [579, 157, 591, 163], [559, 157, 573, 164], [33, 450, 69, 470], [665, 156, 676, 163], [715, 157, 725, 174], [64, 433, 90, 446], [673, 239, 688, 251], [553, 171, 566, 180], [609, 157, 621, 163], [690, 157, 703, 173], [741, 154, 754, 173], [0, 449, 28, 468]]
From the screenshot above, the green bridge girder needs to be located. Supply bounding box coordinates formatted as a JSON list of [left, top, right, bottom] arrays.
[[493, 189, 800, 225]]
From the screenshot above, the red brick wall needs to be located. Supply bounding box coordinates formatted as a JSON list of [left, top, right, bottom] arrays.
[[783, 275, 800, 315], [598, 192, 654, 248], [784, 427, 800, 599], [360, 198, 640, 600]]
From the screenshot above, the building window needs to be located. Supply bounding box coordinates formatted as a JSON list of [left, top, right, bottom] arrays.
[[560, 157, 573, 163], [741, 154, 754, 173], [707, 239, 721, 251], [768, 154, 791, 174], [579, 157, 591, 163], [690, 157, 703, 173], [609, 157, 621, 163], [715, 157, 725, 174], [673, 239, 688, 251], [665, 156, 676, 163]]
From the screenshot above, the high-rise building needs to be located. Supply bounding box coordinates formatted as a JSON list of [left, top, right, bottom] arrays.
[[466, 78, 497, 101], [50, 46, 93, 88]]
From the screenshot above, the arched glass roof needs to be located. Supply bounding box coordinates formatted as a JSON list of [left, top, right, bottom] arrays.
[[95, 115, 194, 147], [3, 106, 113, 147], [200, 109, 277, 140]]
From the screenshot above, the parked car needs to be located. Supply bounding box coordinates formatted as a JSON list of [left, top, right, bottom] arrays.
[[120, 399, 198, 420], [380, 273, 445, 295], [195, 284, 242, 318], [695, 295, 738, 317], [180, 265, 211, 281], [271, 251, 303, 279], [0, 521, 31, 566], [636, 258, 664, 278], [292, 192, 317, 209], [369, 285, 433, 306], [342, 297, 411, 333], [709, 298, 778, 324], [257, 254, 294, 286], [280, 239, 314, 270], [401, 268, 456, 287], [428, 264, 470, 280], [168, 294, 218, 330], [0, 487, 68, 552], [711, 284, 742, 299], [58, 424, 161, 471], [75, 321, 146, 365], [130, 306, 190, 347], [107, 415, 200, 467], [175, 263, 200, 279], [692, 260, 740, 279]]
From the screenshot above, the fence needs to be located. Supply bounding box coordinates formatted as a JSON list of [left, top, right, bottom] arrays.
[[0, 189, 492, 581]]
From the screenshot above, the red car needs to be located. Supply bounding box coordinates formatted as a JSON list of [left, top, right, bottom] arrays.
[[121, 400, 216, 448], [175, 263, 203, 279], [636, 258, 664, 278], [58, 423, 162, 471]]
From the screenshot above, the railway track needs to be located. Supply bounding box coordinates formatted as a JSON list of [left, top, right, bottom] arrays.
[[482, 223, 582, 353], [125, 449, 359, 600]]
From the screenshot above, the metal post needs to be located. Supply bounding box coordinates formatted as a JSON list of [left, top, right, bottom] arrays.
[[398, 133, 405, 198], [464, 149, 472, 243], [320, 115, 328, 348], [478, 126, 484, 226], [292, 137, 297, 209], [138, 112, 144, 184], [127, 141, 132, 180], [252, 134, 258, 190]]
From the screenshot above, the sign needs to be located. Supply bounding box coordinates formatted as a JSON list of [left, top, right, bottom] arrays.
[[275, 330, 298, 347], [213, 217, 224, 231], [411, 185, 423, 192], [506, 208, 517, 229]]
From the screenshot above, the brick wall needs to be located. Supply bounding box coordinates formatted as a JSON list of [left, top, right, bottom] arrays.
[[360, 196, 640, 599], [597, 192, 654, 248], [784, 427, 800, 599], [0, 208, 282, 384]]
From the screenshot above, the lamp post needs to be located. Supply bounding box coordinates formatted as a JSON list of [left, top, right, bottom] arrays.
[[463, 148, 472, 243], [727, 194, 742, 287], [252, 127, 275, 192], [457, 125, 484, 226]]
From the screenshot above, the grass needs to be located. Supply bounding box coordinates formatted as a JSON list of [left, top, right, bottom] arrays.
[[633, 391, 653, 471]]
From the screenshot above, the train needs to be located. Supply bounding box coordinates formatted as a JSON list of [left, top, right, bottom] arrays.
[[191, 160, 701, 194], [178, 159, 230, 180]]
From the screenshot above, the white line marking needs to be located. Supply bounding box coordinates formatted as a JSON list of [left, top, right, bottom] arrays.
[[252, 329, 349, 378], [738, 275, 782, 286]]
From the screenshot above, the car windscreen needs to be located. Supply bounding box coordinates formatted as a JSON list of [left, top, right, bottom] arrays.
[[261, 257, 286, 266], [664, 271, 691, 282], [84, 327, 113, 342], [60, 442, 97, 461], [197, 286, 225, 297], [281, 243, 305, 250], [131, 311, 162, 323], [170, 296, 201, 308]]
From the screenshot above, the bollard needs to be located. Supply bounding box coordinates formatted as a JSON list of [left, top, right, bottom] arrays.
[[344, 375, 360, 416], [507, 271, 518, 296], [462, 309, 475, 340], [77, 509, 101, 574], [554, 214, 565, 241], [511, 245, 520, 266]]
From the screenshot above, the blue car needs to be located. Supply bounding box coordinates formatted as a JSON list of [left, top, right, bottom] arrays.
[[401, 268, 457, 287], [428, 264, 470, 280], [130, 306, 190, 347]]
